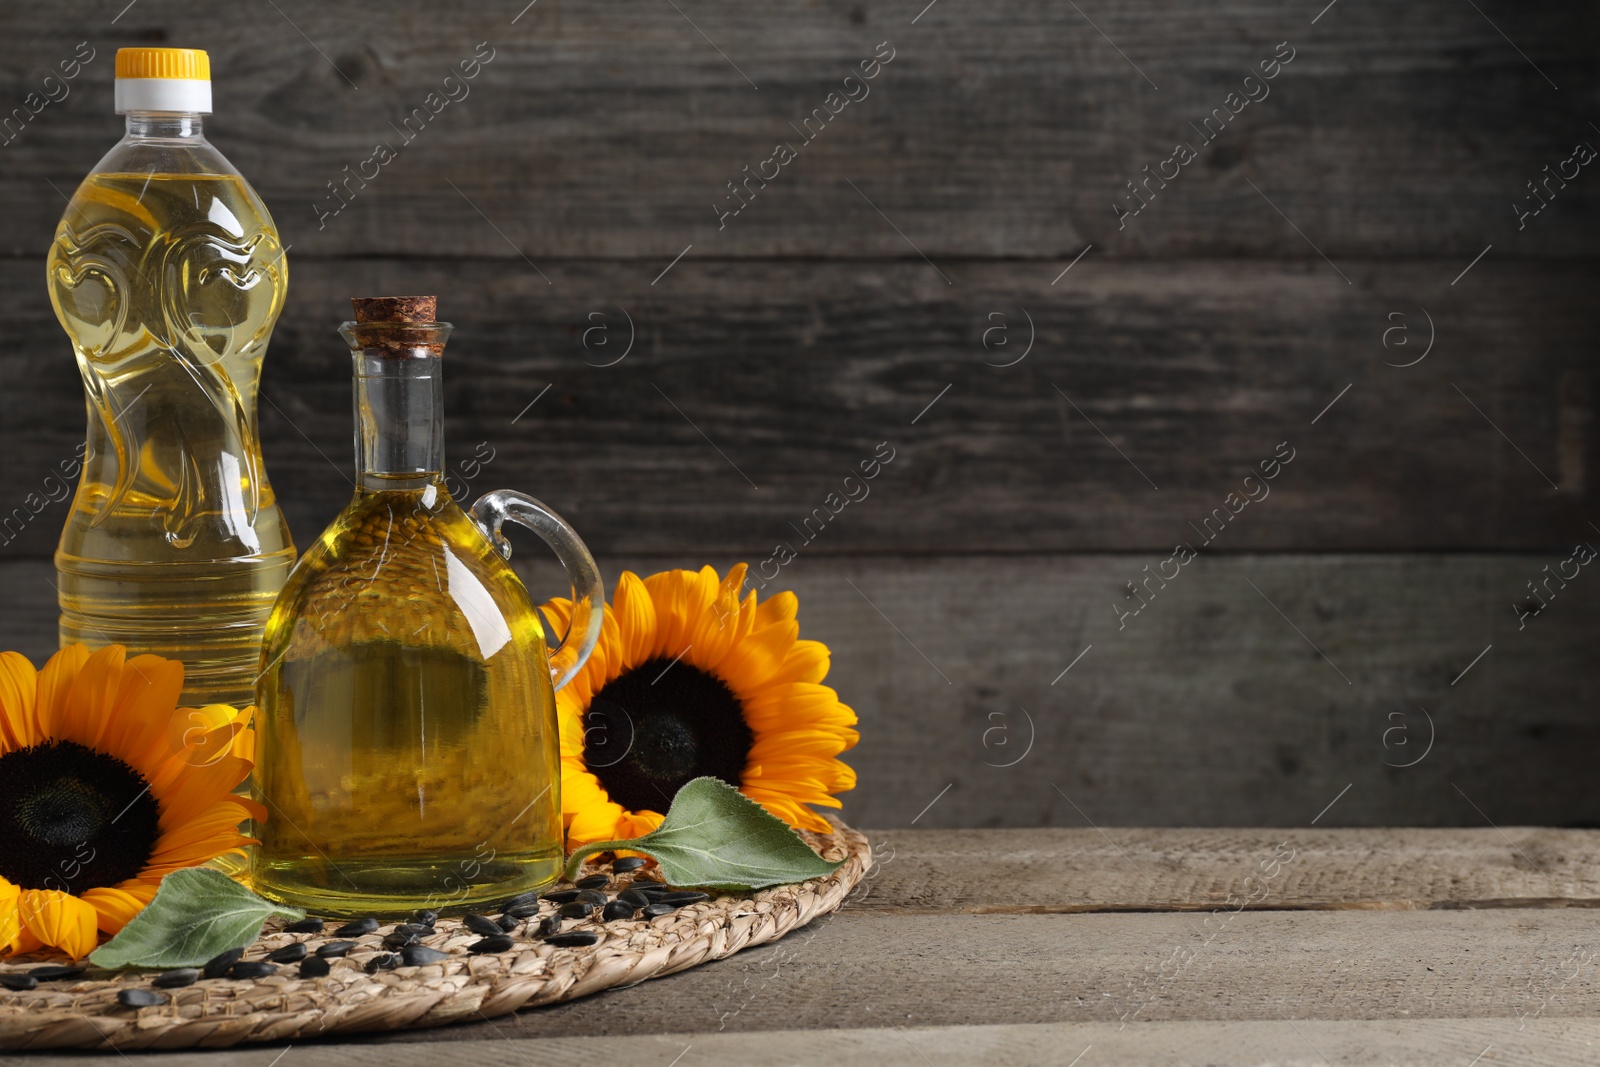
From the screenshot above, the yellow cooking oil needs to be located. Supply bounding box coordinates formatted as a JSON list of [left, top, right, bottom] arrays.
[[251, 482, 564, 917], [47, 171, 294, 709]]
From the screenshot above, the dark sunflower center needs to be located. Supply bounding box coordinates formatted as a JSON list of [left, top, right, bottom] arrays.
[[583, 657, 753, 814], [0, 740, 161, 892]]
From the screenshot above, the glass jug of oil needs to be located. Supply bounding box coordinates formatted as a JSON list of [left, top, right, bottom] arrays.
[[46, 48, 294, 709], [252, 296, 603, 918]]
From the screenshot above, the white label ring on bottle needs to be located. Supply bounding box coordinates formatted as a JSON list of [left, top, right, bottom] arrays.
[[115, 78, 213, 114]]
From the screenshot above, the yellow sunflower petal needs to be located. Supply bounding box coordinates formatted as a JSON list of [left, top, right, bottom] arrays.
[[755, 768, 850, 798], [750, 731, 858, 759], [564, 770, 628, 845], [98, 655, 187, 781], [542, 594, 618, 704], [143, 837, 255, 876], [726, 587, 761, 655], [147, 801, 259, 862], [557, 698, 590, 757], [145, 706, 256, 797], [682, 563, 752, 671], [777, 639, 831, 686], [612, 570, 658, 669], [743, 683, 859, 731], [642, 568, 711, 659], [18, 889, 99, 959], [229, 706, 256, 763], [538, 595, 573, 648], [0, 876, 22, 954], [636, 570, 680, 655], [716, 617, 800, 693], [154, 754, 253, 830], [618, 808, 666, 838], [81, 883, 158, 936], [0, 650, 39, 752], [11, 930, 44, 955], [33, 643, 90, 738], [577, 609, 622, 699], [741, 789, 835, 833], [56, 643, 129, 751], [754, 589, 799, 627]]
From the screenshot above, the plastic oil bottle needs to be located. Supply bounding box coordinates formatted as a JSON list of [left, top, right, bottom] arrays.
[[46, 48, 294, 709]]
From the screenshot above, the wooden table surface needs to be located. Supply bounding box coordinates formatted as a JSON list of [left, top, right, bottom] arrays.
[[9, 827, 1600, 1065]]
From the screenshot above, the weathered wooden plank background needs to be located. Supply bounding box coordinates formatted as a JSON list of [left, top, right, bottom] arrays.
[[0, 1, 1594, 826], [9, 828, 1600, 1062], [14, 1022, 1600, 1067]]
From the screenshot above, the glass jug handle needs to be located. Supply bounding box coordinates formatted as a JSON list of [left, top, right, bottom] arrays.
[[468, 489, 604, 693]]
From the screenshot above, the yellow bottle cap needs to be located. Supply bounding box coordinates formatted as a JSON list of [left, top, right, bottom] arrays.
[[115, 48, 211, 81], [114, 48, 212, 114]]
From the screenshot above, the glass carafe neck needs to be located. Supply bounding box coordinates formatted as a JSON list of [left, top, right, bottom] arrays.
[[124, 111, 206, 141], [340, 321, 454, 490]]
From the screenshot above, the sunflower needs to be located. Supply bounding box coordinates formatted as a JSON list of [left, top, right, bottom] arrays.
[[0, 644, 260, 959], [541, 564, 858, 847]]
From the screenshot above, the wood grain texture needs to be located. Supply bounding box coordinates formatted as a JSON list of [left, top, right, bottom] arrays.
[[7, 831, 1600, 1057], [1, 257, 1594, 557], [340, 909, 1600, 1039], [0, 1, 1592, 260], [8, 1020, 1598, 1067], [0, 552, 1594, 829], [851, 828, 1600, 913], [453, 551, 1600, 830]]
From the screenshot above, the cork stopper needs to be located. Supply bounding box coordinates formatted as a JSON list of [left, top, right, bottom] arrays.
[[342, 295, 448, 356], [351, 295, 437, 324]]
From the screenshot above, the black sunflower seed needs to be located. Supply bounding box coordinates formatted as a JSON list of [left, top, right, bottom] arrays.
[[540, 889, 580, 904], [628, 881, 670, 898], [395, 922, 434, 938], [467, 935, 514, 954], [316, 940, 358, 958], [118, 989, 164, 1008], [502, 891, 542, 911], [334, 917, 379, 937], [659, 891, 711, 905], [382, 930, 420, 951], [365, 953, 400, 973], [401, 944, 449, 966], [601, 900, 637, 922], [201, 949, 244, 980], [227, 961, 278, 979], [0, 974, 38, 991], [611, 856, 647, 873], [643, 903, 678, 918], [299, 957, 331, 979], [503, 902, 541, 920], [284, 917, 326, 934], [536, 914, 562, 937], [575, 874, 610, 890], [575, 889, 609, 906], [267, 943, 308, 963], [28, 963, 87, 981], [416, 910, 439, 927], [462, 914, 502, 937], [617, 888, 653, 908], [151, 968, 199, 989], [544, 931, 600, 948], [558, 901, 594, 919]]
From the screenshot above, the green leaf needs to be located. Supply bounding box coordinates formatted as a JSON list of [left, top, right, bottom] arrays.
[[563, 776, 843, 891], [89, 867, 303, 970]]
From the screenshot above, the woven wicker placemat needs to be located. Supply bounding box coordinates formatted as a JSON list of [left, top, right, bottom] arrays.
[[0, 821, 871, 1051]]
